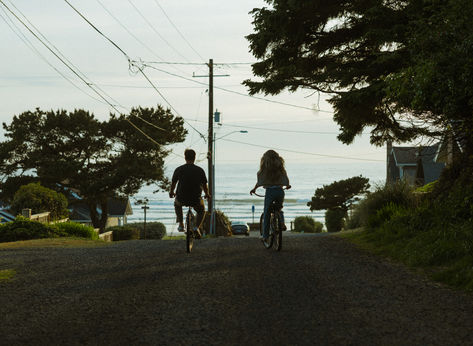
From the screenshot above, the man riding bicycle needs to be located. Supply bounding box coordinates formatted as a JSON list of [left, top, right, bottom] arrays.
[[169, 149, 210, 237]]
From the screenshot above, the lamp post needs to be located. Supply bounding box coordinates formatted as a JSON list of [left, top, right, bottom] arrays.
[[209, 126, 248, 235]]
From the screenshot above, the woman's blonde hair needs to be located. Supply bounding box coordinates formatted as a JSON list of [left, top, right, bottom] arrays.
[[258, 150, 287, 182]]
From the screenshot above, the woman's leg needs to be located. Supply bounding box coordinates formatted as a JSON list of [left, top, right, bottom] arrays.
[[262, 191, 273, 239]]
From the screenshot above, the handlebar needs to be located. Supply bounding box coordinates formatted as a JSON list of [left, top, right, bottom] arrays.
[[251, 185, 291, 198]]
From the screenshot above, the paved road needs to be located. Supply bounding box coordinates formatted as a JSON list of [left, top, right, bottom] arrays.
[[1, 234, 472, 345]]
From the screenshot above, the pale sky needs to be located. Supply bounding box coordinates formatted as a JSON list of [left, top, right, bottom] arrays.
[[0, 0, 386, 166]]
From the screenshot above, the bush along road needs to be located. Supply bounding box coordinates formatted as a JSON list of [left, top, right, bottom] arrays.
[[1, 234, 472, 345]]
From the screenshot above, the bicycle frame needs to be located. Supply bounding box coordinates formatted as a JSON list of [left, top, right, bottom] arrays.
[[253, 188, 285, 251], [185, 206, 195, 253]]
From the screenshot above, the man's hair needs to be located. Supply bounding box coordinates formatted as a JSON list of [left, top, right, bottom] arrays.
[[184, 149, 196, 161]]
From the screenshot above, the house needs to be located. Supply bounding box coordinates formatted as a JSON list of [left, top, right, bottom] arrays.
[[69, 197, 133, 228], [386, 143, 446, 186], [0, 209, 15, 223]]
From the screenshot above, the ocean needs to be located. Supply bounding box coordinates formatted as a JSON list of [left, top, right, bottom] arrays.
[[127, 162, 386, 233]]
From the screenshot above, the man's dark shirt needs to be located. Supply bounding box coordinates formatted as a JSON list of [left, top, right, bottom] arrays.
[[172, 163, 207, 205]]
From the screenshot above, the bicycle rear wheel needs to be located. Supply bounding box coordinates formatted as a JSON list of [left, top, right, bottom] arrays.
[[186, 211, 194, 253], [260, 213, 273, 249], [272, 212, 282, 251]]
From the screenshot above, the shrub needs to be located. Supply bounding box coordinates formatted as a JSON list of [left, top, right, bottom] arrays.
[[0, 217, 63, 243], [108, 225, 140, 241], [128, 222, 166, 239], [325, 208, 346, 232], [202, 209, 232, 236], [366, 203, 409, 231], [11, 183, 69, 220], [345, 206, 362, 229], [52, 222, 99, 240], [293, 216, 323, 233], [351, 180, 416, 228], [415, 181, 437, 193]]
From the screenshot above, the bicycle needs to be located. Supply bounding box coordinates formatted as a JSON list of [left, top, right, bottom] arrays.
[[253, 187, 288, 251], [185, 206, 196, 253]]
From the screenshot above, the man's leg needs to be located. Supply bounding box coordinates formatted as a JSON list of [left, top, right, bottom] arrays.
[[174, 199, 184, 231], [193, 199, 205, 234]]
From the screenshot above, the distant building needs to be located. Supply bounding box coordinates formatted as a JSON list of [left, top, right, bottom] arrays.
[[0, 209, 15, 223], [69, 197, 133, 228], [386, 143, 446, 186]]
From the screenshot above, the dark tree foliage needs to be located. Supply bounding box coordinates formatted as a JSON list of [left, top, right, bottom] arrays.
[[308, 176, 370, 212], [386, 0, 473, 151], [245, 0, 473, 150], [0, 107, 186, 230], [11, 183, 69, 220]]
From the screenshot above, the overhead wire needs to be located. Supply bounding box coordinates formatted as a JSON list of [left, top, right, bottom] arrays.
[[0, 0, 179, 155], [221, 138, 385, 162], [143, 63, 326, 113], [63, 0, 205, 140], [0, 6, 107, 106], [94, 0, 195, 78], [126, 0, 190, 63], [95, 0, 165, 61], [152, 0, 205, 63], [5, 0, 127, 112]]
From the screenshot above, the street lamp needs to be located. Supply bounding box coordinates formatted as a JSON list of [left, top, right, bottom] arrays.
[[210, 127, 248, 235]]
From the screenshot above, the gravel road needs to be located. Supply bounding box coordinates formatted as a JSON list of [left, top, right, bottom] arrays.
[[1, 233, 472, 345]]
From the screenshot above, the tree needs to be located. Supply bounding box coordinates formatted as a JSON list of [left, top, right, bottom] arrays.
[[244, 0, 473, 150], [11, 183, 69, 220], [308, 176, 370, 213], [385, 0, 473, 151], [308, 176, 370, 232], [0, 107, 186, 230]]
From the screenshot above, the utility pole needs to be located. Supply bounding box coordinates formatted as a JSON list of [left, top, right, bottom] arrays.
[[193, 59, 229, 235], [141, 204, 149, 239], [208, 59, 214, 235]]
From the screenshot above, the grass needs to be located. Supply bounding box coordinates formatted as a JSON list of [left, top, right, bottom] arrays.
[[0, 237, 109, 249], [340, 228, 473, 292], [162, 235, 186, 240], [0, 269, 16, 281]]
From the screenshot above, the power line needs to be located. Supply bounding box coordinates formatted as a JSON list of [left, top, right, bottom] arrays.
[[6, 0, 127, 112], [152, 0, 205, 63], [0, 6, 107, 106], [185, 118, 339, 135], [143, 64, 326, 113], [64, 0, 130, 61], [217, 123, 339, 135], [63, 0, 205, 140], [1, 0, 122, 113], [144, 61, 255, 66], [126, 0, 190, 63], [95, 0, 165, 61], [95, 0, 190, 77], [0, 0, 169, 150], [221, 138, 385, 162]]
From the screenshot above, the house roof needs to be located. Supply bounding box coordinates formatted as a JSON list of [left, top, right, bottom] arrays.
[[392, 144, 439, 165], [69, 197, 133, 222], [0, 209, 15, 223], [108, 198, 133, 216]]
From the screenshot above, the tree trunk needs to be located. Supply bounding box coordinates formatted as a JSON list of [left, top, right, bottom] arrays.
[[86, 198, 109, 232], [98, 198, 109, 232], [87, 199, 101, 230]]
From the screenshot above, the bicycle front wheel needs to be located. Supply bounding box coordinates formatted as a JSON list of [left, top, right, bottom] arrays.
[[272, 212, 282, 251], [186, 212, 194, 253]]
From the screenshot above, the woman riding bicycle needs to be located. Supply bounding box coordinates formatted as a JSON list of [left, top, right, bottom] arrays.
[[250, 150, 291, 241]]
